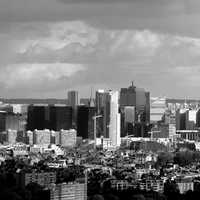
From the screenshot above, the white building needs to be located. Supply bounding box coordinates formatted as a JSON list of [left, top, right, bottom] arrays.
[[27, 130, 34, 145], [34, 129, 51, 145], [51, 131, 60, 145], [150, 97, 166, 123], [60, 129, 77, 147], [169, 123, 176, 139], [7, 129, 18, 144], [109, 91, 121, 148]]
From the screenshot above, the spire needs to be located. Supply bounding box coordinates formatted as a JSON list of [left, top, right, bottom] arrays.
[[131, 81, 134, 87], [89, 86, 95, 107]]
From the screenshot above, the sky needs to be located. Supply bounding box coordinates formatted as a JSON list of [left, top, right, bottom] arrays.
[[1, 0, 200, 98]]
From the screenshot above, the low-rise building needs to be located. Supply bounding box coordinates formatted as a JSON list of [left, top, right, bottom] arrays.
[[176, 177, 194, 194], [16, 171, 56, 189], [50, 182, 87, 200]]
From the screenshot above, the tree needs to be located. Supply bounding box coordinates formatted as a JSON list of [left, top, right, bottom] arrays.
[[156, 152, 173, 167], [164, 180, 179, 196], [131, 194, 146, 200], [174, 151, 193, 166], [90, 194, 104, 200]]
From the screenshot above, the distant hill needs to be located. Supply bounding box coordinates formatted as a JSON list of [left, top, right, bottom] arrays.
[[0, 98, 67, 105], [1, 97, 200, 105], [166, 98, 200, 104]]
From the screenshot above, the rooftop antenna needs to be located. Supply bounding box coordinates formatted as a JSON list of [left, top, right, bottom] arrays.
[[131, 81, 134, 87], [89, 86, 94, 107]]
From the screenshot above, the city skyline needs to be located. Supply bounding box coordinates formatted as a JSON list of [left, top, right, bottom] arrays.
[[1, 0, 200, 98]]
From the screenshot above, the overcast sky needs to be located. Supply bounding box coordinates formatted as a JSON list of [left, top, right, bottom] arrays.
[[1, 0, 200, 98]]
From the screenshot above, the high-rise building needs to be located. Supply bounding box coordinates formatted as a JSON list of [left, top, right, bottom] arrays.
[[109, 91, 121, 147], [196, 108, 200, 128], [150, 97, 166, 123], [0, 111, 26, 133], [6, 113, 26, 132], [68, 91, 79, 107], [121, 106, 135, 136], [77, 106, 96, 139], [120, 83, 150, 137], [120, 84, 136, 107], [95, 90, 110, 138], [0, 111, 6, 132], [27, 104, 49, 131], [49, 105, 72, 131], [7, 129, 18, 144], [27, 104, 73, 131], [169, 123, 176, 139], [187, 109, 197, 130], [176, 109, 189, 130], [67, 91, 79, 128]]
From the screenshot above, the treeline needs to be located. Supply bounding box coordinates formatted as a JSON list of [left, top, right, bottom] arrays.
[[157, 150, 200, 167]]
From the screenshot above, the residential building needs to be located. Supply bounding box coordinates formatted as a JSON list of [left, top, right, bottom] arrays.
[[50, 182, 87, 200]]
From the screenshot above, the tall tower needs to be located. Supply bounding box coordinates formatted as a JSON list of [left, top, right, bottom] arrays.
[[68, 91, 79, 107], [95, 90, 109, 138], [67, 91, 79, 128], [120, 83, 150, 137], [109, 91, 121, 148]]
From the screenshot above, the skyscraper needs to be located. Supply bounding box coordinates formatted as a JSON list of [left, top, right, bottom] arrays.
[[27, 104, 48, 131], [95, 90, 110, 138], [120, 83, 136, 107], [176, 109, 189, 130], [120, 83, 150, 137], [67, 91, 79, 128], [49, 105, 72, 131], [109, 91, 121, 147], [0, 111, 7, 132], [77, 106, 96, 139], [68, 91, 79, 107], [150, 97, 166, 123], [27, 104, 73, 131]]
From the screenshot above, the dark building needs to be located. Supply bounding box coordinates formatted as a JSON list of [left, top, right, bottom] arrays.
[[196, 109, 200, 128], [120, 83, 150, 137], [95, 90, 111, 138], [0, 111, 6, 132], [49, 105, 72, 131], [176, 109, 189, 130], [27, 105, 48, 131], [120, 84, 136, 107], [68, 91, 79, 107], [120, 106, 135, 137], [145, 92, 150, 123], [27, 104, 73, 131], [67, 91, 79, 129], [77, 106, 96, 139]]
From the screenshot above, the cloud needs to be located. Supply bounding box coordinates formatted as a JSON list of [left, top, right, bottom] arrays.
[[58, 0, 171, 4], [0, 63, 85, 90], [1, 21, 200, 98]]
